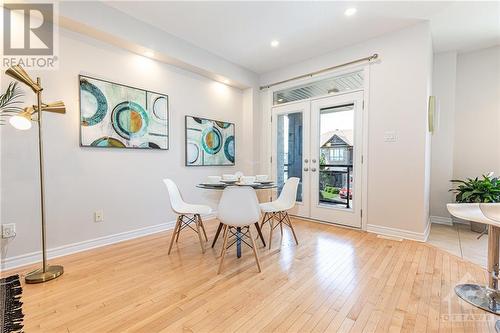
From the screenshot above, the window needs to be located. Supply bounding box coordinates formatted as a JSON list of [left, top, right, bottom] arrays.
[[273, 71, 364, 105], [333, 148, 344, 161]]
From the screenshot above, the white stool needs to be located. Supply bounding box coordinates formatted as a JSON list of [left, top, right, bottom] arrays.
[[447, 203, 500, 331], [163, 179, 212, 254]]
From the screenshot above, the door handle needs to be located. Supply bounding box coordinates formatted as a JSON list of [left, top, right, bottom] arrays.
[[311, 168, 317, 172], [304, 167, 309, 172]]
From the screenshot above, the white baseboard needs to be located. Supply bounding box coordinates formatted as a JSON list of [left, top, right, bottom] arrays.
[[430, 215, 470, 226], [452, 217, 470, 225], [367, 222, 430, 242], [1, 213, 217, 271], [430, 215, 453, 226]]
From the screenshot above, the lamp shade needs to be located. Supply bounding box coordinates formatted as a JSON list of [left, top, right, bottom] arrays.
[[5, 65, 42, 93], [9, 113, 32, 130], [42, 101, 66, 114]]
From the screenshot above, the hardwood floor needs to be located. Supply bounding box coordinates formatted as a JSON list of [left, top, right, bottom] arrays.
[[3, 218, 498, 332]]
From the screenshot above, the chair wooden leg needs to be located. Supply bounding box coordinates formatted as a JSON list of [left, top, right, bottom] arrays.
[[175, 215, 183, 242], [279, 212, 284, 242], [254, 222, 266, 247], [259, 212, 268, 230], [194, 216, 205, 254], [211, 222, 223, 248], [285, 212, 299, 245], [168, 216, 181, 255], [268, 214, 274, 250], [218, 224, 230, 274], [248, 227, 261, 273], [198, 214, 208, 241], [219, 225, 228, 257]]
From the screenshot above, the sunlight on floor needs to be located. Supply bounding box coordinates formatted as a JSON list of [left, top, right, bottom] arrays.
[[315, 236, 355, 283]]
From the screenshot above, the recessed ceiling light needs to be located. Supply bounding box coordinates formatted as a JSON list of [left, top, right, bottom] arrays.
[[344, 8, 357, 16], [144, 51, 155, 58], [270, 40, 280, 48]]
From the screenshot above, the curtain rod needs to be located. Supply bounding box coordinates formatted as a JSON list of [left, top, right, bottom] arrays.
[[259, 53, 379, 90]]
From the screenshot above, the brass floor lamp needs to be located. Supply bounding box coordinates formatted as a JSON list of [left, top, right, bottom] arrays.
[[6, 65, 65, 284]]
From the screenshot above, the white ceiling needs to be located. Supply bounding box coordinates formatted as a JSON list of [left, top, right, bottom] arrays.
[[105, 1, 500, 74]]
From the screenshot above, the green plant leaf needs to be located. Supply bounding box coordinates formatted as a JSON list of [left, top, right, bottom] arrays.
[[0, 82, 24, 125], [450, 174, 500, 203]]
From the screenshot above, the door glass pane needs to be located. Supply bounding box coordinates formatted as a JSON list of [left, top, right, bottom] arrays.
[[276, 112, 303, 202], [318, 104, 354, 209]]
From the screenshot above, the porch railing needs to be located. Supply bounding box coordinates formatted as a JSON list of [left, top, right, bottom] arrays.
[[319, 164, 353, 208]]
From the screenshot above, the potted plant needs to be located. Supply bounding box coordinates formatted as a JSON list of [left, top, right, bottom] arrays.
[[450, 172, 500, 233]]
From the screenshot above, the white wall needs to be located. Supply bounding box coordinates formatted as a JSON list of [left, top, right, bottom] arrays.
[[423, 38, 434, 234], [454, 46, 500, 179], [260, 23, 433, 240], [430, 46, 500, 221], [430, 52, 457, 220], [0, 29, 252, 267]]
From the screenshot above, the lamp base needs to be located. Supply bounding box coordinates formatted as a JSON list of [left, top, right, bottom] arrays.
[[25, 265, 63, 284]]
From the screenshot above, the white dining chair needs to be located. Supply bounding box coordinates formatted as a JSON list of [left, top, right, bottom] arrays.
[[259, 177, 300, 249], [217, 186, 261, 274], [163, 179, 212, 254]]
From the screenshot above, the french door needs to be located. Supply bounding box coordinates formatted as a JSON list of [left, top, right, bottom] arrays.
[[272, 91, 364, 228], [271, 101, 310, 217]]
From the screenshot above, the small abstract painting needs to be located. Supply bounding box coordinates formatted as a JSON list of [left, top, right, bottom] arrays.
[[79, 75, 168, 149], [185, 116, 235, 166]]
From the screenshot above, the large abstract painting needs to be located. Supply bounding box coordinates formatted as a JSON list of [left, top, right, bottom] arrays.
[[185, 116, 235, 166], [79, 75, 169, 149]]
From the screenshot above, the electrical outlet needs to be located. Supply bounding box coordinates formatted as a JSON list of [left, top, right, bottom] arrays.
[[94, 210, 104, 223], [2, 224, 16, 238]]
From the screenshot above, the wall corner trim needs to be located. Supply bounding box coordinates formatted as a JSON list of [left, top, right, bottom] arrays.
[[367, 223, 430, 242], [1, 213, 217, 271]]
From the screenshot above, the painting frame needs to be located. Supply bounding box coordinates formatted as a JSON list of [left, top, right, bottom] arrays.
[[184, 115, 235, 167], [78, 74, 170, 150]]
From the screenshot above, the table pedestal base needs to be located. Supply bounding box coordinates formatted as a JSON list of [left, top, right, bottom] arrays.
[[455, 284, 500, 314], [448, 207, 500, 330], [455, 224, 500, 331]]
